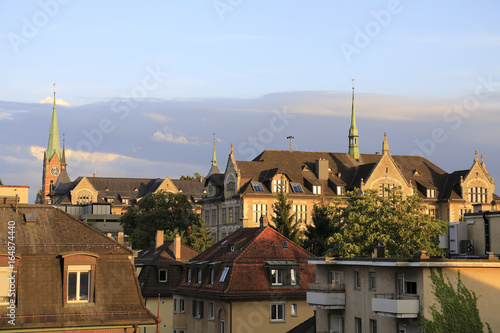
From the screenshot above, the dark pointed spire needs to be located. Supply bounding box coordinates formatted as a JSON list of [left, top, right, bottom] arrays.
[[348, 80, 360, 160], [61, 134, 67, 171]]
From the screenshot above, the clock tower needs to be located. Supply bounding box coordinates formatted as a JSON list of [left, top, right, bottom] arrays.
[[42, 84, 63, 204]]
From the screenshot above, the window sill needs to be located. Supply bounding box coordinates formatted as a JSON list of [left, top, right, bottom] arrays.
[[65, 301, 95, 307]]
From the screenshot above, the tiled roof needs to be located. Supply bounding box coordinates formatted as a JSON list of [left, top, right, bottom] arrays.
[[175, 227, 315, 297], [0, 204, 157, 329]]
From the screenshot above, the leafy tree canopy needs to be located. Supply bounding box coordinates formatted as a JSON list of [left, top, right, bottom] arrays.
[[180, 172, 203, 181], [164, 219, 215, 253], [422, 269, 492, 333], [303, 202, 341, 256], [271, 187, 302, 245], [120, 191, 200, 249], [0, 179, 3, 185], [35, 189, 43, 204], [328, 188, 448, 258]]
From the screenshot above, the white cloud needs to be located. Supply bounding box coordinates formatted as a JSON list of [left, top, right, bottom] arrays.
[[152, 126, 199, 145], [40, 96, 71, 106], [143, 113, 175, 123], [0, 110, 26, 120]]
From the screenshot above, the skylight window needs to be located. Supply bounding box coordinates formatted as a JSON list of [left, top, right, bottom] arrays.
[[291, 183, 303, 193], [251, 182, 264, 191], [282, 241, 288, 248], [219, 267, 230, 283]]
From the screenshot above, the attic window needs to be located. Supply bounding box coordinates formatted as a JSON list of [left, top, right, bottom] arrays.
[[230, 244, 235, 252], [291, 183, 303, 193], [337, 186, 344, 195], [219, 267, 229, 283], [24, 213, 36, 224], [282, 241, 288, 249], [313, 185, 322, 195], [426, 189, 436, 198], [251, 182, 264, 191], [159, 269, 167, 282]]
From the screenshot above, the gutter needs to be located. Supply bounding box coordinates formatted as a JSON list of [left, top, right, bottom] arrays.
[[0, 324, 156, 333]]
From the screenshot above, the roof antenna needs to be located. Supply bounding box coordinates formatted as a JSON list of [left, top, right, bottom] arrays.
[[287, 136, 294, 152]]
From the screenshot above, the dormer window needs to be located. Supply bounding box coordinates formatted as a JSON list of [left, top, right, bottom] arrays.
[[209, 267, 215, 284], [267, 261, 299, 287], [271, 269, 283, 285], [159, 269, 167, 282], [229, 244, 235, 252], [226, 181, 235, 197], [273, 179, 287, 193], [62, 253, 98, 305], [336, 186, 343, 195], [426, 189, 436, 198], [313, 185, 322, 195], [197, 268, 202, 284], [186, 267, 192, 283]]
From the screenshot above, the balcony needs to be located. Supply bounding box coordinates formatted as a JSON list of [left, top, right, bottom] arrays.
[[307, 283, 346, 309], [372, 293, 420, 318]]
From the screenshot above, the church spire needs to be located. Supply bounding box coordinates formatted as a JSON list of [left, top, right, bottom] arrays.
[[61, 134, 67, 171], [47, 83, 62, 161], [348, 80, 360, 160], [211, 134, 217, 167], [382, 132, 390, 155]]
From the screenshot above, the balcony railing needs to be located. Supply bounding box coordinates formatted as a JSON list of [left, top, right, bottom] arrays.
[[372, 293, 420, 318], [307, 283, 346, 309]]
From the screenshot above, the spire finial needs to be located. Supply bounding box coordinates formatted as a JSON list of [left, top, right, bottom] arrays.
[[230, 143, 234, 154], [475, 150, 478, 161], [211, 133, 217, 167], [382, 132, 390, 154]]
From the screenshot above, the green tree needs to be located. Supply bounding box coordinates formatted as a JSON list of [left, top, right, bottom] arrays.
[[180, 172, 203, 181], [0, 179, 3, 185], [303, 202, 341, 256], [422, 268, 492, 333], [188, 218, 214, 252], [328, 188, 448, 258], [120, 191, 199, 249], [35, 189, 43, 204], [271, 187, 302, 245]]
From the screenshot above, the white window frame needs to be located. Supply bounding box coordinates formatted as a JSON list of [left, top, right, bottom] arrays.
[[290, 268, 297, 286], [271, 268, 283, 285], [209, 267, 215, 284], [270, 303, 285, 322], [369, 272, 376, 291], [179, 298, 185, 313], [208, 302, 215, 320], [67, 265, 91, 303], [197, 268, 202, 284], [159, 269, 167, 282], [291, 303, 298, 317], [219, 320, 225, 333], [313, 185, 322, 194], [187, 268, 192, 283]]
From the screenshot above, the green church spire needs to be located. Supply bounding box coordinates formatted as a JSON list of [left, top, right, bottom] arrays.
[[211, 135, 217, 167], [47, 83, 62, 162], [348, 80, 360, 160]]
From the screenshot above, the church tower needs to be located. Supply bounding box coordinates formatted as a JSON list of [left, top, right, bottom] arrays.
[[42, 84, 63, 204], [348, 81, 360, 160]]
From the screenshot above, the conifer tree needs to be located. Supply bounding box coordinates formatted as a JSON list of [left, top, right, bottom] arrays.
[[271, 185, 302, 245]]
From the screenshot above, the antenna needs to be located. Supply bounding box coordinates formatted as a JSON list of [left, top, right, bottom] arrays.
[[287, 136, 294, 152]]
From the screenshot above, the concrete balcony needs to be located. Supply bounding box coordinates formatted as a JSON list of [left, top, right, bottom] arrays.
[[307, 283, 346, 309], [372, 293, 420, 318]]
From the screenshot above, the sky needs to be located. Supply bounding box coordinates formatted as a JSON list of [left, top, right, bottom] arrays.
[[1, 1, 500, 203]]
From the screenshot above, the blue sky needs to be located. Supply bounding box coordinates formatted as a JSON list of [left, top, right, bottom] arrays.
[[1, 1, 500, 203]]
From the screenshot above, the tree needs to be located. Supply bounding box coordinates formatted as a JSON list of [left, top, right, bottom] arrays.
[[120, 191, 199, 249], [180, 172, 203, 181], [35, 189, 43, 204], [271, 187, 302, 245], [188, 218, 214, 252], [303, 202, 341, 256], [422, 268, 492, 333], [328, 188, 448, 258], [0, 179, 3, 185]]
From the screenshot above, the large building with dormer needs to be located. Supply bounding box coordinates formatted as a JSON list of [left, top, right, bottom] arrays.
[[200, 88, 498, 242]]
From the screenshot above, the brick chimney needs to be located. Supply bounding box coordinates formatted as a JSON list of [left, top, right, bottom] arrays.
[[117, 232, 124, 245], [174, 234, 181, 261], [156, 230, 164, 249], [259, 214, 269, 228], [316, 159, 329, 180]]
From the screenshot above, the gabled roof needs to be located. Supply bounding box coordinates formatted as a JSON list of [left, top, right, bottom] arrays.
[[176, 227, 315, 297], [0, 204, 157, 329]]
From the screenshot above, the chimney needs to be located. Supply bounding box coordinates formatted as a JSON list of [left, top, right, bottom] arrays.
[[373, 243, 385, 258], [93, 169, 97, 177], [174, 234, 181, 261], [156, 230, 164, 249], [259, 214, 269, 228], [117, 232, 124, 245], [316, 159, 329, 180], [107, 233, 112, 238]]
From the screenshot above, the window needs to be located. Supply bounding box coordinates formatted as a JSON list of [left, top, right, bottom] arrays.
[[187, 268, 192, 283], [173, 298, 177, 313], [354, 271, 361, 289], [293, 205, 307, 223], [222, 208, 227, 224], [273, 179, 287, 193], [370, 319, 377, 333], [76, 194, 92, 205], [228, 207, 233, 224], [379, 183, 395, 198], [197, 268, 202, 284], [235, 206, 239, 223], [337, 186, 344, 195], [219, 320, 225, 333], [204, 210, 210, 225], [369, 272, 376, 290], [179, 298, 185, 313], [209, 267, 215, 284], [459, 208, 471, 221], [291, 303, 298, 317], [0, 266, 10, 305], [426, 189, 436, 198], [67, 265, 91, 302], [329, 271, 344, 287], [253, 204, 267, 223], [427, 208, 438, 220], [291, 183, 303, 193], [212, 208, 217, 226], [270, 303, 285, 322], [159, 269, 167, 282], [219, 267, 229, 282], [251, 182, 264, 191], [290, 268, 297, 286], [313, 185, 322, 194], [397, 273, 417, 296], [355, 317, 362, 333], [192, 300, 204, 318], [122, 198, 129, 205], [226, 181, 235, 197], [271, 268, 284, 285], [208, 302, 215, 320], [469, 187, 487, 203]]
